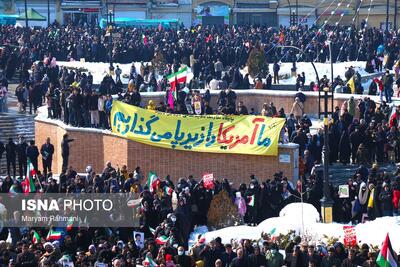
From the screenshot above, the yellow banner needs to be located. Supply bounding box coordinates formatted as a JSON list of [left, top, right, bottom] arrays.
[[110, 101, 286, 156]]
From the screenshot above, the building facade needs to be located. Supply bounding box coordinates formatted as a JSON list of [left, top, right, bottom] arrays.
[[2, 0, 400, 28]]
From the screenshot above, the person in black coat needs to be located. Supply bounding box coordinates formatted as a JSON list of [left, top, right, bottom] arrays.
[[16, 242, 37, 267], [40, 137, 55, 176], [174, 246, 193, 267], [16, 136, 28, 179], [26, 140, 39, 172], [230, 248, 249, 267], [61, 134, 74, 172], [339, 130, 351, 164], [248, 246, 267, 267], [5, 138, 16, 178], [200, 240, 222, 267], [0, 140, 4, 164], [221, 244, 237, 267], [285, 245, 307, 267], [379, 183, 393, 216]]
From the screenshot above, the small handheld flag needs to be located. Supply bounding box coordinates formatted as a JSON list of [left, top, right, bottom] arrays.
[[32, 230, 40, 244], [376, 233, 398, 267], [147, 171, 159, 193], [46, 229, 62, 241], [247, 195, 255, 207]]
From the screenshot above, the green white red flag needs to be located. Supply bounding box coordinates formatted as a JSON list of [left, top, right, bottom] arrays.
[[247, 195, 255, 207], [376, 233, 398, 267], [66, 217, 74, 231], [164, 186, 173, 196], [23, 159, 36, 193], [147, 171, 159, 193], [155, 235, 169, 245], [167, 66, 188, 94], [46, 229, 62, 241], [143, 254, 158, 267], [149, 226, 156, 236], [32, 230, 40, 244]]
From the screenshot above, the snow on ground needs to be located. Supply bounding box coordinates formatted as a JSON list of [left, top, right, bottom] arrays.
[[57, 60, 374, 86], [57, 61, 145, 85], [241, 61, 371, 85], [57, 61, 194, 86], [202, 203, 400, 252], [276, 61, 368, 85]]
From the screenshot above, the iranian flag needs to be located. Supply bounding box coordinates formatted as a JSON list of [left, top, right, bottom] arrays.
[[143, 255, 158, 267], [164, 186, 173, 196], [46, 229, 62, 241], [66, 217, 74, 231], [32, 230, 40, 244], [167, 67, 188, 96], [149, 226, 156, 236], [376, 233, 398, 267], [23, 159, 36, 193], [147, 171, 159, 193], [247, 195, 255, 207], [155, 235, 169, 245]]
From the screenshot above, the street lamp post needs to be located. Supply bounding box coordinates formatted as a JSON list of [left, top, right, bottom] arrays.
[[24, 0, 28, 28], [320, 87, 333, 223], [386, 0, 390, 33], [395, 0, 398, 31], [107, 10, 114, 74], [275, 45, 332, 222], [47, 0, 50, 27]]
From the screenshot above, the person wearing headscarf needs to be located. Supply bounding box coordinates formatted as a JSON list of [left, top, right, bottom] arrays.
[[146, 100, 156, 110]]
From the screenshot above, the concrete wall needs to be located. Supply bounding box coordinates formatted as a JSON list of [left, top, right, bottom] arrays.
[[139, 90, 361, 116], [35, 119, 299, 185]]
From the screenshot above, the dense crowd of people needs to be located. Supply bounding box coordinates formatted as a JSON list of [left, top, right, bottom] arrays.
[[1, 22, 400, 77], [0, 155, 399, 266]]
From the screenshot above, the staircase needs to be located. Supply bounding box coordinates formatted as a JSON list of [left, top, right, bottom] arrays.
[[0, 113, 35, 177]]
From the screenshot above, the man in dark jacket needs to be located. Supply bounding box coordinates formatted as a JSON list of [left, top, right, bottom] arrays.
[[174, 246, 193, 267], [379, 183, 393, 216], [61, 134, 74, 172], [381, 70, 393, 103], [200, 240, 222, 267], [16, 242, 37, 267], [321, 246, 341, 267], [16, 136, 28, 179], [230, 248, 249, 267], [0, 140, 4, 167], [40, 137, 55, 176], [221, 244, 237, 267], [248, 246, 267, 267], [5, 137, 16, 178], [26, 140, 39, 172]]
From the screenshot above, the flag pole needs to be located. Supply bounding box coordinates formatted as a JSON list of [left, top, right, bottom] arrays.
[[35, 175, 43, 191]]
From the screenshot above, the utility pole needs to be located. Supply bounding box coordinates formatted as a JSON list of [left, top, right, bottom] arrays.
[[24, 0, 28, 28], [386, 0, 390, 33], [47, 0, 50, 27], [296, 0, 298, 26], [395, 0, 398, 31]]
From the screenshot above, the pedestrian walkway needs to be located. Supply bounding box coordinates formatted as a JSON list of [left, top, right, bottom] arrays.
[[0, 113, 35, 177]]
